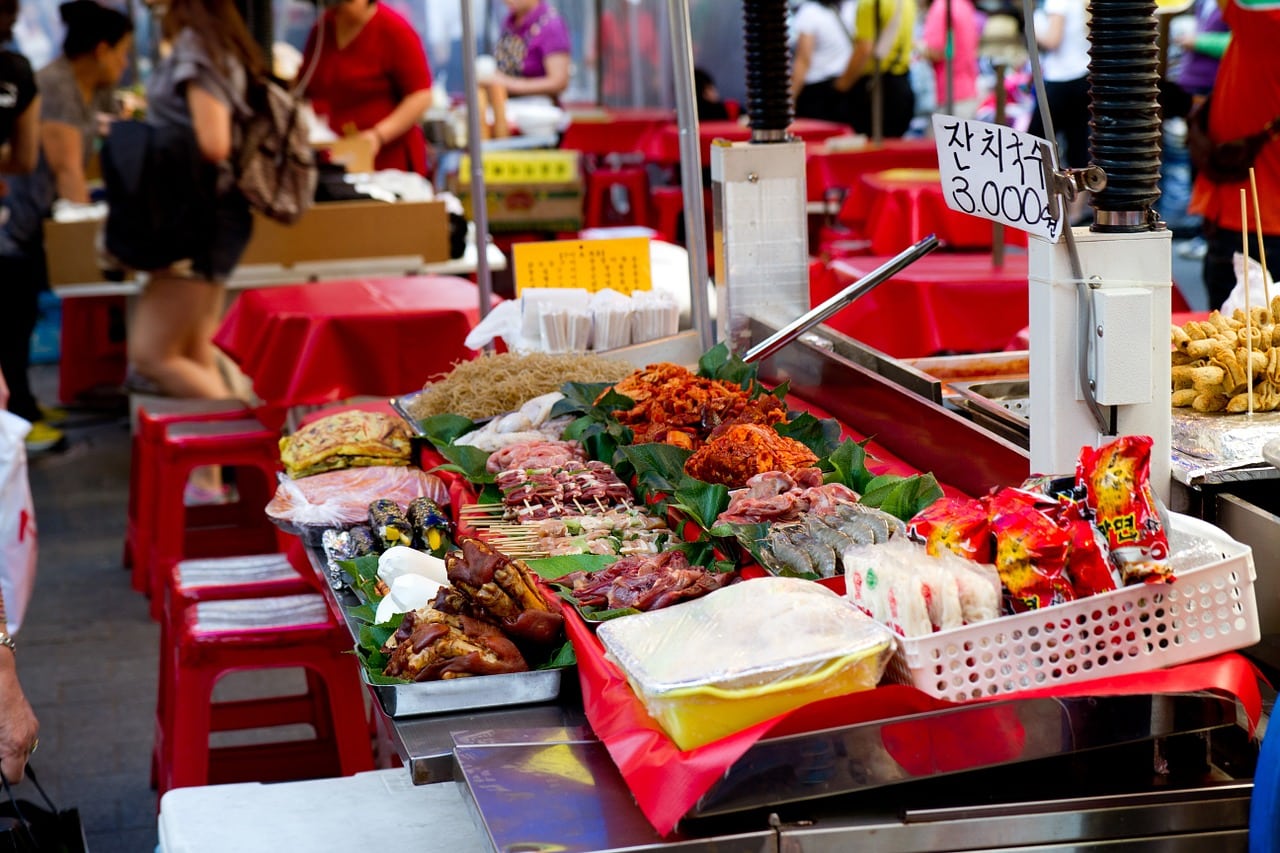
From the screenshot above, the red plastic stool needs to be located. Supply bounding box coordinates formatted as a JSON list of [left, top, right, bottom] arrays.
[[147, 418, 283, 619], [125, 397, 256, 589], [585, 166, 650, 228], [156, 592, 373, 796], [152, 550, 323, 788], [58, 295, 127, 405]]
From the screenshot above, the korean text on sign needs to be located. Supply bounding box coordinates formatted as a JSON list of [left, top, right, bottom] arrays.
[[931, 115, 1063, 243]]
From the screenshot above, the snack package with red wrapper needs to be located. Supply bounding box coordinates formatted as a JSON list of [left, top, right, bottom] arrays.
[[1058, 496, 1120, 597], [1076, 436, 1173, 586], [907, 496, 993, 563], [986, 488, 1075, 612]]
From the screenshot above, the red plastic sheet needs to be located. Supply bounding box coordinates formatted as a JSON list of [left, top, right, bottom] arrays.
[[568, 603, 1263, 836]]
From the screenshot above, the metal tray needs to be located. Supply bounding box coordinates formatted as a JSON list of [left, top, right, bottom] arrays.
[[362, 665, 567, 718], [949, 379, 1030, 448]]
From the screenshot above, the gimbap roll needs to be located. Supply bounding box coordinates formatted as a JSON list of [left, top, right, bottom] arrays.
[[407, 497, 452, 553], [368, 499, 413, 550]]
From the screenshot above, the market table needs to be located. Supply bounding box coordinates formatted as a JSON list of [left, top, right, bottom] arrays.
[[805, 138, 938, 202], [214, 276, 494, 412], [839, 168, 1029, 255], [820, 252, 1032, 357], [560, 107, 676, 158], [644, 118, 853, 166]]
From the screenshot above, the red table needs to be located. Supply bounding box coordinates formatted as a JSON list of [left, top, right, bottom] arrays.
[[820, 253, 1032, 357], [805, 138, 938, 202], [214, 276, 492, 410], [644, 118, 854, 165], [561, 108, 676, 157], [841, 168, 1028, 255]]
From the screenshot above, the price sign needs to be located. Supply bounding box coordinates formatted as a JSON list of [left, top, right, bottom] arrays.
[[932, 115, 1063, 243], [512, 237, 652, 295]]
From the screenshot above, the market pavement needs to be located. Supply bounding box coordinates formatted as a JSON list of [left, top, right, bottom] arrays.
[[21, 366, 159, 851]]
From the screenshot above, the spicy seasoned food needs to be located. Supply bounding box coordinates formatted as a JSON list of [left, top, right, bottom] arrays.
[[684, 423, 819, 488]]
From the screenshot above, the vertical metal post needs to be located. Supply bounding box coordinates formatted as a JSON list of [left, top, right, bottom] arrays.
[[666, 0, 713, 350], [991, 62, 1007, 269], [944, 0, 955, 116], [461, 0, 494, 319]]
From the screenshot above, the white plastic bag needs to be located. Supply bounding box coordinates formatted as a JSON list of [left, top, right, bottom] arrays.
[[0, 413, 36, 634], [1221, 252, 1274, 316]]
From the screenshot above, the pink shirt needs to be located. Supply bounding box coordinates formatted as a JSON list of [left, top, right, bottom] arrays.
[[922, 0, 980, 104]]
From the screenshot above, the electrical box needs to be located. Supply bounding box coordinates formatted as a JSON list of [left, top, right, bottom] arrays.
[[1091, 286, 1154, 406]]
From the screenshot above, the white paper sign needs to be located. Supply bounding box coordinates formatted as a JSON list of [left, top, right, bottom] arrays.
[[932, 114, 1063, 243]]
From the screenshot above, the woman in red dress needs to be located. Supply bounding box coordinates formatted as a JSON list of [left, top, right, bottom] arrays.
[[300, 0, 433, 175]]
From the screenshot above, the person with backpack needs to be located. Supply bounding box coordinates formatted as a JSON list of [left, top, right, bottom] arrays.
[[0, 0, 132, 454], [125, 0, 263, 503]]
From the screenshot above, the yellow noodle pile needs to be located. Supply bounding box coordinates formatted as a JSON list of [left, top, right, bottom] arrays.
[[408, 352, 635, 420]]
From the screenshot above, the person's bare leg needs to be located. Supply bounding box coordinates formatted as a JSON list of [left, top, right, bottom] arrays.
[[129, 275, 233, 498], [129, 275, 233, 400]]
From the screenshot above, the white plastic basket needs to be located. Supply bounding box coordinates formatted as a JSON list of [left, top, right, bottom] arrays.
[[884, 512, 1260, 702]]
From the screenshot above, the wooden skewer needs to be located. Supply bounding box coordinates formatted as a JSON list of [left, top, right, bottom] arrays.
[[1250, 167, 1272, 309], [1242, 188, 1255, 417]]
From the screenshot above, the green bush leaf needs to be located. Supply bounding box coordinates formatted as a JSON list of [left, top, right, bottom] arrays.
[[617, 443, 693, 503], [696, 341, 759, 389], [671, 479, 730, 532], [346, 602, 378, 624], [525, 554, 619, 580], [823, 438, 874, 492], [537, 640, 578, 669], [419, 413, 478, 448], [432, 443, 495, 484], [866, 473, 944, 521], [774, 412, 844, 459], [553, 382, 634, 419]]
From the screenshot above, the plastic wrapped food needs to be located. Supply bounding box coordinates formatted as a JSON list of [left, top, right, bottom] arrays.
[[987, 489, 1074, 612], [265, 467, 449, 529], [597, 577, 895, 750], [844, 540, 1001, 636], [908, 496, 992, 563], [1076, 435, 1173, 585]]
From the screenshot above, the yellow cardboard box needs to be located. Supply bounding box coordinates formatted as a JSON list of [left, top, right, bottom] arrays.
[[451, 149, 583, 233]]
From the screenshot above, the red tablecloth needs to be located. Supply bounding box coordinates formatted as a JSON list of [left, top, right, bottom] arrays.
[[214, 276, 491, 409], [841, 168, 1028, 255], [561, 108, 676, 157], [805, 138, 938, 202], [645, 118, 853, 165], [821, 253, 1031, 357]]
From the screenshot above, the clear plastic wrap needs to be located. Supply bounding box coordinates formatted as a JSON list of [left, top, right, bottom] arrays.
[[597, 577, 896, 749], [265, 466, 449, 531]]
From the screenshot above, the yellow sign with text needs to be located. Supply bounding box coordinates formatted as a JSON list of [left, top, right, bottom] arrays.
[[512, 238, 652, 295]]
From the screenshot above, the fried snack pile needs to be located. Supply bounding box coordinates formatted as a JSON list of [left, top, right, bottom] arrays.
[[380, 538, 564, 681], [1171, 300, 1280, 413], [279, 411, 412, 479], [685, 423, 819, 488], [610, 363, 760, 449]]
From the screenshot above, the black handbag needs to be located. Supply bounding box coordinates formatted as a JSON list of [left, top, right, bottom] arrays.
[[1187, 96, 1280, 184], [100, 119, 216, 272], [0, 767, 87, 853]]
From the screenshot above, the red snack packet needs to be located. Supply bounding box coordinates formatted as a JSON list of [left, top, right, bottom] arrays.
[[1058, 497, 1119, 598], [987, 488, 1074, 612], [1076, 436, 1172, 585], [907, 496, 993, 563]]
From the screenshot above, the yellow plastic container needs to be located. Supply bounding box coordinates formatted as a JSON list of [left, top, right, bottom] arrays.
[[598, 577, 896, 752]]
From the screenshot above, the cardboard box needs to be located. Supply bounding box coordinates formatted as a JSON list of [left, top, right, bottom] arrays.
[[313, 135, 375, 174], [452, 150, 583, 233], [45, 198, 450, 286], [239, 199, 449, 266]]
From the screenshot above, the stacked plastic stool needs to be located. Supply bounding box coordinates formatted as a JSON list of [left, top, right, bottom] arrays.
[[126, 397, 278, 598], [144, 416, 284, 619], [155, 587, 373, 796], [584, 166, 651, 228]]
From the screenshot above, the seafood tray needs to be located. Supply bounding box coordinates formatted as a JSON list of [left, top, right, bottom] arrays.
[[362, 666, 565, 718], [884, 513, 1259, 702]]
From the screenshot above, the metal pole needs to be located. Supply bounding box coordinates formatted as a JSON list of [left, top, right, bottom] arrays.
[[666, 0, 713, 350], [461, 0, 494, 320], [944, 0, 955, 116], [991, 61, 1006, 269]]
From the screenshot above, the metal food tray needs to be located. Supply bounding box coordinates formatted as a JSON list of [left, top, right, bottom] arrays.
[[949, 379, 1030, 448], [390, 390, 427, 437], [362, 665, 566, 718]]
